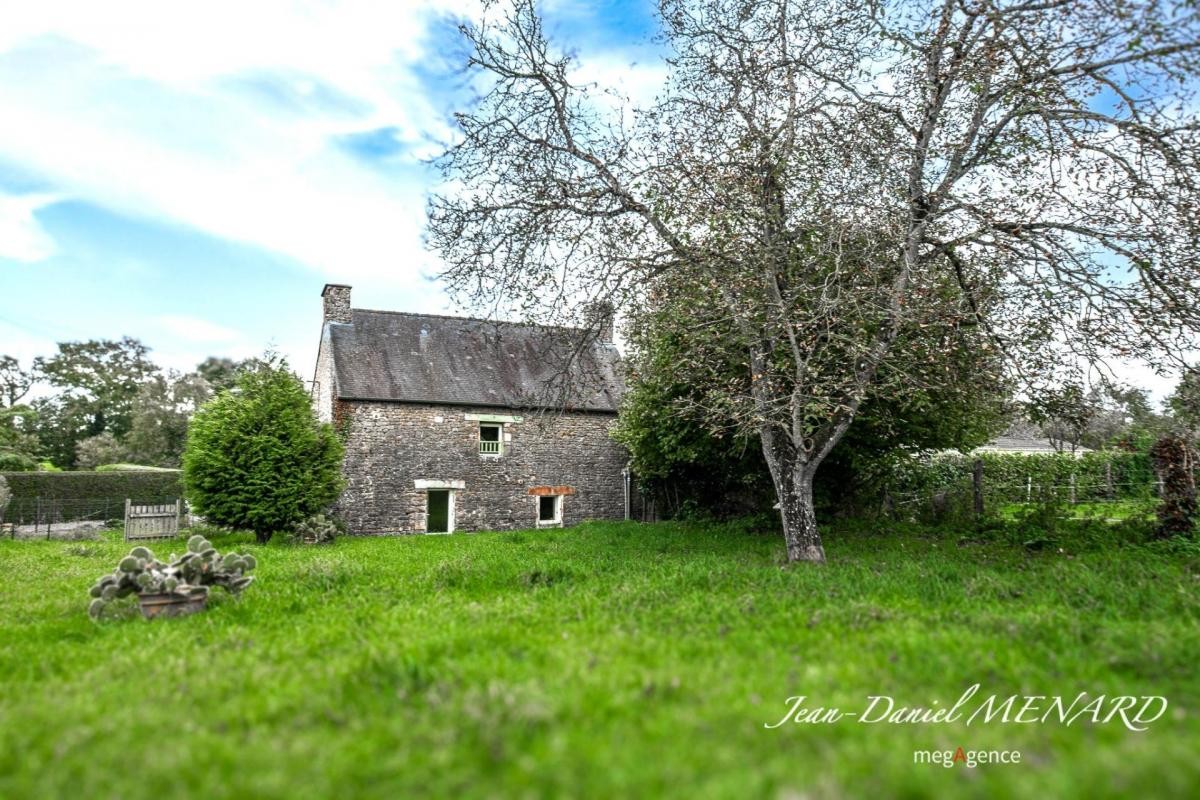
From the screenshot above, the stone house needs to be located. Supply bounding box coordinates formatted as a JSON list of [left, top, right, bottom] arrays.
[[311, 284, 631, 534]]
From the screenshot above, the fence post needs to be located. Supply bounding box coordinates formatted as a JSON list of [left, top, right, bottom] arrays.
[[1069, 472, 1077, 504], [124, 499, 131, 541], [1026, 476, 1032, 502], [972, 459, 984, 517], [1105, 460, 1114, 500]]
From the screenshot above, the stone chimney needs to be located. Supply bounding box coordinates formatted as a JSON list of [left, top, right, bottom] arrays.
[[322, 284, 352, 324], [585, 300, 615, 344]]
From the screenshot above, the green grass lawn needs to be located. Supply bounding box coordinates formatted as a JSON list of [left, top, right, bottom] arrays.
[[996, 499, 1157, 522], [1, 519, 1198, 799]]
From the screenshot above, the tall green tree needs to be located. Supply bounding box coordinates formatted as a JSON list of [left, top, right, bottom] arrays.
[[183, 358, 344, 543], [0, 355, 39, 470], [33, 337, 159, 466], [195, 357, 248, 394], [0, 355, 34, 408], [125, 371, 213, 467], [1168, 369, 1200, 434]]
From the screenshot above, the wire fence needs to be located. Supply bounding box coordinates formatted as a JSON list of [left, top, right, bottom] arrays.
[[1, 497, 180, 539], [883, 461, 1161, 521]]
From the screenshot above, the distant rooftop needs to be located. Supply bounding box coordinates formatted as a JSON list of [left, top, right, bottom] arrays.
[[974, 436, 1093, 455]]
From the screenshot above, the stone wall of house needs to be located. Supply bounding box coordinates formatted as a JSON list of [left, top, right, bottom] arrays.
[[312, 326, 335, 423], [334, 401, 628, 534]]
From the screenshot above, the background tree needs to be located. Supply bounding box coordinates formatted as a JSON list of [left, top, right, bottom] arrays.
[[1026, 385, 1096, 454], [0, 355, 34, 408], [0, 355, 40, 468], [1168, 369, 1200, 434], [5, 343, 250, 470], [1077, 385, 1168, 451], [1000, 382, 1167, 451], [0, 355, 40, 470], [182, 358, 344, 543], [430, 0, 1200, 562], [125, 372, 213, 467], [33, 337, 159, 466], [195, 357, 247, 394], [28, 396, 97, 469], [74, 432, 131, 470]]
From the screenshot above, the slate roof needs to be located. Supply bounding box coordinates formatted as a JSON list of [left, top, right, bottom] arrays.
[[327, 309, 623, 412]]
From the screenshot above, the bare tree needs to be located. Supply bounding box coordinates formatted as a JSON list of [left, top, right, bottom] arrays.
[[429, 0, 1200, 562]]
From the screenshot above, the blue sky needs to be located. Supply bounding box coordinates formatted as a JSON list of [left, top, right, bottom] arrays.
[[0, 0, 659, 379]]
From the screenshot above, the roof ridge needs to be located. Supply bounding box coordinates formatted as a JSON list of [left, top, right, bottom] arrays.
[[351, 307, 588, 333]]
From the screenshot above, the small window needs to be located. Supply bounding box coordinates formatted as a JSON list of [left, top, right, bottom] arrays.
[[538, 495, 561, 526], [479, 423, 502, 455]]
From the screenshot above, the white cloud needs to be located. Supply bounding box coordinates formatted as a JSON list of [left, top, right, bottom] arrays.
[[0, 1, 480, 294], [0, 0, 667, 359], [571, 55, 668, 116], [155, 315, 242, 343], [0, 0, 666, 388], [1101, 359, 1182, 407], [0, 191, 59, 262]]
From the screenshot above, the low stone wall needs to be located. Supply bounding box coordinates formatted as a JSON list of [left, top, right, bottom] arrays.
[[335, 401, 627, 534]]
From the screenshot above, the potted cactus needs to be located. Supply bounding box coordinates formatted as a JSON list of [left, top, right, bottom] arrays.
[[88, 535, 256, 620], [292, 513, 340, 545]]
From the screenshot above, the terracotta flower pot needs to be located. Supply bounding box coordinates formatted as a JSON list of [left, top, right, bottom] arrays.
[[138, 592, 207, 620]]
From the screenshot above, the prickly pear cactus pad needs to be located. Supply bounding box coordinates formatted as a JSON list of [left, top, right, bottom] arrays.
[[87, 536, 257, 620], [291, 514, 340, 544]]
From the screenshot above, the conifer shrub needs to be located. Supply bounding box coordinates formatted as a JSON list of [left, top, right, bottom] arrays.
[[183, 358, 344, 543]]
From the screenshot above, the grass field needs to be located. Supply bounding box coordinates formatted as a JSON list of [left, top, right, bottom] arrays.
[[1, 518, 1198, 799], [996, 499, 1156, 522]]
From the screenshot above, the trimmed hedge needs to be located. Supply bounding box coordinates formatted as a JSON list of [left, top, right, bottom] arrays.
[[0, 470, 183, 504]]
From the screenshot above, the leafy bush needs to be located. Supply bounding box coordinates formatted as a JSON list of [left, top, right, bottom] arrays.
[[183, 359, 344, 543], [1149, 435, 1196, 538], [0, 452, 37, 471], [75, 432, 130, 471]]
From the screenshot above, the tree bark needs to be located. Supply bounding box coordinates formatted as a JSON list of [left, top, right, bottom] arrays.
[[761, 429, 826, 564], [778, 472, 826, 564]]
